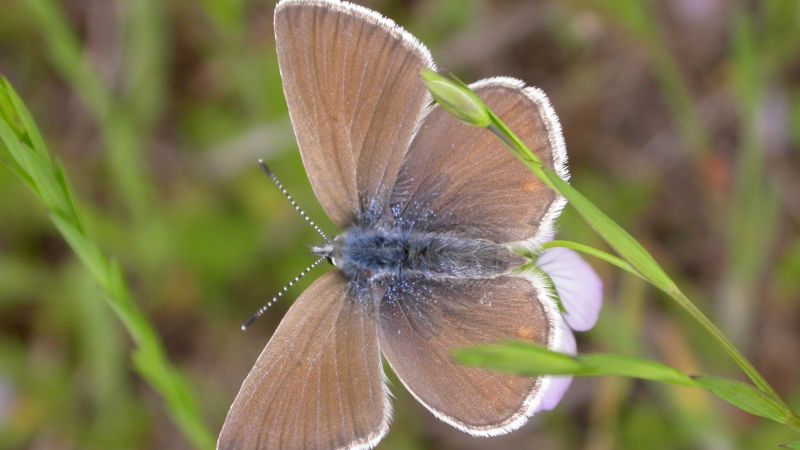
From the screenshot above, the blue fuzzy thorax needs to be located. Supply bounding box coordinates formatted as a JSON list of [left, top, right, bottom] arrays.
[[329, 226, 525, 282]]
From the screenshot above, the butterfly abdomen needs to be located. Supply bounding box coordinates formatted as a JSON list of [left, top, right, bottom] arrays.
[[338, 227, 525, 281]]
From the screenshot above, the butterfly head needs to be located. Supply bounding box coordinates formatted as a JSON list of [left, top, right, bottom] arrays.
[[311, 235, 345, 268]]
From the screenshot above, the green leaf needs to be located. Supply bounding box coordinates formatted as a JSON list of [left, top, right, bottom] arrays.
[[0, 151, 38, 195], [0, 77, 214, 449], [456, 341, 584, 375], [454, 341, 696, 387], [50, 213, 108, 284], [52, 158, 84, 231], [692, 376, 792, 424], [0, 119, 50, 203], [540, 167, 677, 293], [780, 441, 800, 449], [456, 342, 797, 426]]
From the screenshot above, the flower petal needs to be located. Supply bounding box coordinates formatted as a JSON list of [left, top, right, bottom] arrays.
[[539, 323, 576, 411], [537, 247, 603, 332]]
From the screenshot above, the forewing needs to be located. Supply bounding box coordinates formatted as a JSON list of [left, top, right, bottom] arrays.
[[388, 78, 568, 247], [219, 272, 388, 450], [377, 276, 565, 435], [275, 0, 435, 227]]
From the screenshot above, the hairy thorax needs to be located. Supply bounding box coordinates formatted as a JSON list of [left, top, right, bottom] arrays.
[[315, 226, 527, 283]]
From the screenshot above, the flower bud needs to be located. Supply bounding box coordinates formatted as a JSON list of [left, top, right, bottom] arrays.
[[420, 69, 492, 128]]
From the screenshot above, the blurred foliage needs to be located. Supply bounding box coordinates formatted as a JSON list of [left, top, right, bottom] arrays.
[[0, 0, 799, 449], [0, 76, 213, 449]]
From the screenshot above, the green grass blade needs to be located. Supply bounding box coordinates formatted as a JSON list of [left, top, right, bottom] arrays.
[[0, 78, 214, 450], [0, 117, 64, 216], [539, 171, 677, 293], [0, 78, 49, 156], [692, 376, 793, 425], [454, 341, 696, 387], [542, 240, 641, 280], [456, 342, 798, 427]]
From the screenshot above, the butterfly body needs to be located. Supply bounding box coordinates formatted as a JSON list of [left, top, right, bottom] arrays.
[[315, 226, 526, 284]]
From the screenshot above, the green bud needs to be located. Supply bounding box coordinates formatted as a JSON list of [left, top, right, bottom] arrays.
[[0, 78, 25, 139], [420, 69, 492, 128]]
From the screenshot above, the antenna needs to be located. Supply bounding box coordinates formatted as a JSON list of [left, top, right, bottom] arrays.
[[258, 159, 330, 242], [241, 255, 326, 331]]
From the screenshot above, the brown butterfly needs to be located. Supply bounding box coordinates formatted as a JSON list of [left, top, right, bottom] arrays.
[[218, 1, 602, 449]]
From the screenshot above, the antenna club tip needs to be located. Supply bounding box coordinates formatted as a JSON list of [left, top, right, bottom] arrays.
[[240, 324, 248, 331]]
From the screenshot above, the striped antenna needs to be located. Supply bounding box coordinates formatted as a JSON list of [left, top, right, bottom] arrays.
[[241, 256, 326, 331], [258, 159, 329, 242]]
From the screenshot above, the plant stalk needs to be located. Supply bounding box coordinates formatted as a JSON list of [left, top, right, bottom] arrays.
[[487, 111, 788, 411]]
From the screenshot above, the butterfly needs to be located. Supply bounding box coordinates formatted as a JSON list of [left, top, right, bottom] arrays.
[[218, 1, 602, 449]]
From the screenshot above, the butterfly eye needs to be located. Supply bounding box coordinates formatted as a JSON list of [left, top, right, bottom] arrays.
[[326, 256, 333, 265]]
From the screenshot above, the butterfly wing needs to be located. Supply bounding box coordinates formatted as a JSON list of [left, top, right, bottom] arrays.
[[218, 272, 388, 450], [275, 0, 435, 227], [388, 78, 568, 248], [377, 275, 567, 435]]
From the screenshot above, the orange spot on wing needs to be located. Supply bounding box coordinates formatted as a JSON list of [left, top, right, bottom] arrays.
[[516, 326, 536, 340], [522, 180, 541, 192]]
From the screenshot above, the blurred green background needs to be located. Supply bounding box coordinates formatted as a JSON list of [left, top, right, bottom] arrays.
[[1, 0, 799, 449]]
